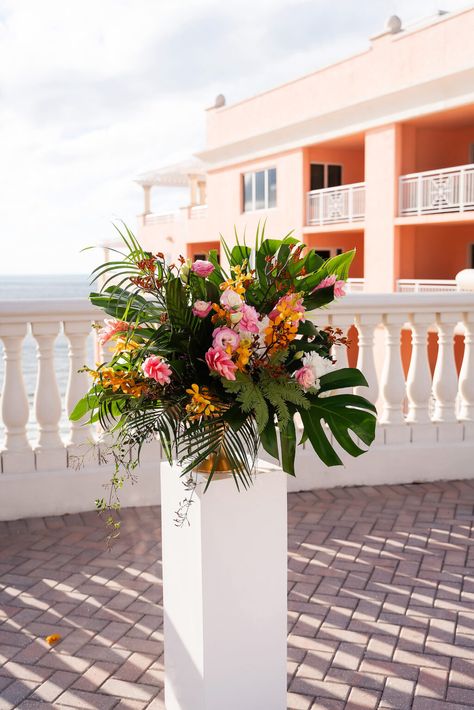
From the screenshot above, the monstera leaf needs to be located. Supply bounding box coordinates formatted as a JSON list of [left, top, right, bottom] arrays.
[[301, 368, 376, 466]]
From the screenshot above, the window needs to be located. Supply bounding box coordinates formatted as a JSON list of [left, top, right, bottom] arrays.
[[470, 243, 474, 268], [315, 248, 343, 260], [310, 163, 343, 191], [242, 168, 276, 211], [193, 252, 220, 264]]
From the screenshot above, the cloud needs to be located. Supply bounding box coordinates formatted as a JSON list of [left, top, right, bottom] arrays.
[[0, 0, 470, 273]]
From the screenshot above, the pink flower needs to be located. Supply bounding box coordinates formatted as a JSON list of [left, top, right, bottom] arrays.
[[141, 355, 172, 385], [314, 275, 346, 298], [192, 300, 213, 318], [212, 326, 240, 352], [205, 346, 237, 381], [295, 365, 316, 392], [237, 304, 260, 334], [191, 260, 214, 278], [220, 287, 243, 312], [97, 319, 130, 345]]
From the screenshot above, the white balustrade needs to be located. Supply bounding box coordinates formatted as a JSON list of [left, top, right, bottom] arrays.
[[0, 300, 98, 475], [32, 321, 66, 470], [379, 313, 410, 443], [0, 322, 34, 473], [144, 212, 175, 226], [189, 204, 208, 219], [406, 312, 436, 442], [354, 314, 379, 405], [397, 279, 459, 293], [399, 163, 474, 216], [307, 182, 365, 225], [459, 311, 474, 437], [432, 312, 462, 441], [64, 320, 96, 458], [1, 294, 474, 513]]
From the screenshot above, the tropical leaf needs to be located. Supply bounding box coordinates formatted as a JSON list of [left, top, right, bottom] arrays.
[[301, 392, 376, 467]]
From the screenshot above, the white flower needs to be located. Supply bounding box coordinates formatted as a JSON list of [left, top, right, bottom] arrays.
[[220, 287, 243, 311], [179, 258, 192, 284], [302, 352, 334, 392]]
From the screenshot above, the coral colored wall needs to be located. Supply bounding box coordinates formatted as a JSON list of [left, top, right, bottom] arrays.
[[413, 126, 474, 172], [206, 149, 305, 241], [398, 224, 474, 279], [399, 123, 474, 175], [305, 232, 364, 278]]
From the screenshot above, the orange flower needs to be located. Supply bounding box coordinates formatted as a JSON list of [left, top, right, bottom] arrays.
[[186, 384, 218, 419], [90, 367, 148, 397]]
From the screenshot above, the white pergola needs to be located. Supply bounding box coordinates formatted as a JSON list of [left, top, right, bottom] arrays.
[[135, 158, 208, 213]]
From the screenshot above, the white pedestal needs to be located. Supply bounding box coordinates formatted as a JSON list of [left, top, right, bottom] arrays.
[[160, 460, 287, 710]]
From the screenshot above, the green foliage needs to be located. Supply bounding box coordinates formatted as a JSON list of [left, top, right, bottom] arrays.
[[223, 372, 269, 433], [259, 373, 310, 429]]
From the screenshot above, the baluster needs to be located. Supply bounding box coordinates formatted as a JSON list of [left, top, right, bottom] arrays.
[[406, 312, 436, 442], [328, 314, 354, 394], [0, 323, 34, 473], [354, 314, 379, 405], [64, 320, 96, 463], [31, 321, 67, 470], [459, 312, 474, 440], [432, 312, 463, 442], [379, 314, 410, 443]]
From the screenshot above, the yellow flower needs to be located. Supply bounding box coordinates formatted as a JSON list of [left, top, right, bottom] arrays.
[[186, 384, 218, 419], [219, 264, 254, 295], [113, 337, 141, 354]]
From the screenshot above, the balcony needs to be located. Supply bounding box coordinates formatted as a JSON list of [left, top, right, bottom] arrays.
[[399, 163, 474, 217], [307, 183, 365, 226], [143, 212, 175, 226]]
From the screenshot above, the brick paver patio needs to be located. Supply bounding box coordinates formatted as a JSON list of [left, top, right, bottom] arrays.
[[1, 479, 474, 709]]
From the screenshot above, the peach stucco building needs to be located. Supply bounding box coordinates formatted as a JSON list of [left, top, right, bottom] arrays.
[[134, 8, 474, 293]]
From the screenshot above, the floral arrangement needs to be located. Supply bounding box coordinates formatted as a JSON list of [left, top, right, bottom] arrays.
[[71, 225, 376, 528]]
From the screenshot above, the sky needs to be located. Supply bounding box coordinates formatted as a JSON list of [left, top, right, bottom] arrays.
[[0, 0, 471, 274]]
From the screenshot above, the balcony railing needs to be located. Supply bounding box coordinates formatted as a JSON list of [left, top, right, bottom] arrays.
[[307, 183, 365, 226], [190, 205, 208, 219], [397, 279, 460, 293], [144, 212, 175, 225], [0, 299, 160, 521], [399, 163, 474, 216]]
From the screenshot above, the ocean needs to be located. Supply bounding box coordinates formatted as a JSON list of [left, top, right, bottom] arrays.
[[0, 275, 95, 443]]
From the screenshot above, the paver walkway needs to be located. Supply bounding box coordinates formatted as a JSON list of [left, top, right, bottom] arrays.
[[1, 479, 474, 709]]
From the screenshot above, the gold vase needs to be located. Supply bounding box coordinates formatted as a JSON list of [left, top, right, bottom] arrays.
[[194, 448, 233, 475]]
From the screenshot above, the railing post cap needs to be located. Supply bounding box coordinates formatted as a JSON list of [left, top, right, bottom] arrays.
[[456, 269, 474, 292]]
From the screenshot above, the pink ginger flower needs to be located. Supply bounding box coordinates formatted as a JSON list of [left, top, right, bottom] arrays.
[[191, 260, 214, 278], [205, 346, 237, 381], [192, 300, 213, 318], [237, 304, 260, 334], [295, 365, 316, 392], [141, 355, 172, 385], [212, 326, 240, 352], [314, 275, 346, 298], [220, 287, 243, 312], [97, 319, 130, 345]]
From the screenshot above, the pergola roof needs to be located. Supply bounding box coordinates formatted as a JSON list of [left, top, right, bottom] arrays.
[[135, 158, 207, 188]]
